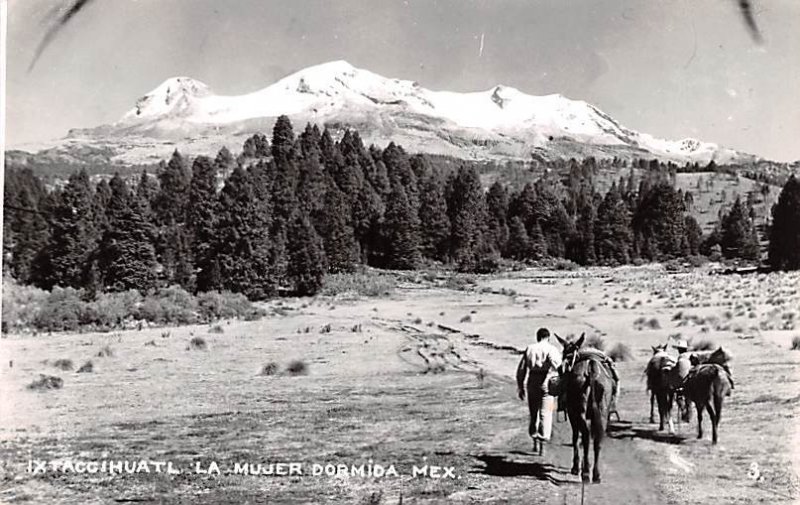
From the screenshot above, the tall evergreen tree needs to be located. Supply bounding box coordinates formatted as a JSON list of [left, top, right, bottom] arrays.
[[595, 183, 632, 265], [3, 170, 49, 283], [418, 171, 451, 261], [215, 166, 274, 299], [506, 216, 531, 261], [768, 175, 800, 270], [287, 212, 326, 296], [720, 196, 760, 260], [187, 156, 220, 292], [632, 182, 687, 260], [35, 170, 99, 289], [486, 182, 510, 255], [383, 182, 422, 270], [448, 166, 491, 272], [319, 188, 360, 273], [97, 175, 158, 293]]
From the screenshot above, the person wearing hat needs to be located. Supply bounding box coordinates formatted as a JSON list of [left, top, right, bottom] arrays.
[[516, 327, 562, 456]]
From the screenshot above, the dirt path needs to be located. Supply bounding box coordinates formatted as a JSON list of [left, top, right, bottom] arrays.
[[452, 332, 668, 505]]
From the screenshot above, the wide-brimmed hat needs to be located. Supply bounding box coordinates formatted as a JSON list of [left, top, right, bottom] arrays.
[[673, 339, 690, 351]]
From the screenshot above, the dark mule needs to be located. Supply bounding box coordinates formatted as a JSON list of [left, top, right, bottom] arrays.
[[646, 344, 668, 423], [556, 334, 615, 483], [681, 364, 733, 444]]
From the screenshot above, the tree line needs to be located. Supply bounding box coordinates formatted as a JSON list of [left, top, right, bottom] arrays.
[[4, 116, 800, 298]]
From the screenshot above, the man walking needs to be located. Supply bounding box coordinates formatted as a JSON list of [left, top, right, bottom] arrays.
[[516, 327, 562, 456]]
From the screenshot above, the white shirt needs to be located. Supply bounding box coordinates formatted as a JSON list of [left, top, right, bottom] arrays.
[[518, 339, 563, 386]]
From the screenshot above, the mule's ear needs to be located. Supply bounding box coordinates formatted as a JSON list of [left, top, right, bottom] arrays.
[[652, 346, 659, 353], [575, 334, 585, 348], [555, 334, 568, 347]]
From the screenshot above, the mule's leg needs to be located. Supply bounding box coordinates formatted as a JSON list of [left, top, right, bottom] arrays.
[[711, 395, 723, 445], [569, 413, 580, 475], [696, 402, 704, 440], [592, 428, 602, 483], [666, 391, 675, 434], [581, 420, 591, 482], [650, 392, 656, 424]]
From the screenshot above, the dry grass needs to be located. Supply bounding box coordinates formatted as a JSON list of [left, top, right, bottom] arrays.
[[52, 358, 74, 371], [187, 336, 207, 350], [690, 339, 716, 351], [260, 362, 279, 376], [27, 374, 63, 390], [608, 343, 632, 362], [76, 361, 94, 373], [286, 360, 308, 376]]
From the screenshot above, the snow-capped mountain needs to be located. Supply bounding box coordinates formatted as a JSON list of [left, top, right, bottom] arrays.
[[27, 60, 756, 165]]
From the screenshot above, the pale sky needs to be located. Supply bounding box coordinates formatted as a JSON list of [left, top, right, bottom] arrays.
[[4, 0, 800, 161]]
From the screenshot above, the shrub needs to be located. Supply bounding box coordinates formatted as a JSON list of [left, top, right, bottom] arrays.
[[28, 374, 64, 390], [286, 360, 308, 375], [52, 359, 74, 371], [565, 303, 576, 310], [187, 336, 207, 350], [322, 271, 395, 298], [197, 291, 265, 322], [691, 339, 716, 351], [460, 315, 472, 323], [139, 286, 199, 325], [209, 324, 224, 334], [83, 290, 142, 330], [260, 362, 279, 376], [96, 345, 114, 358], [1, 278, 48, 333], [647, 318, 661, 330], [76, 361, 94, 373], [33, 287, 87, 332], [608, 343, 632, 362], [791, 336, 800, 351], [585, 335, 605, 351], [553, 259, 579, 271]]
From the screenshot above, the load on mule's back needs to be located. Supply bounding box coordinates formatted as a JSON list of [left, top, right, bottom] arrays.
[[555, 333, 618, 483]]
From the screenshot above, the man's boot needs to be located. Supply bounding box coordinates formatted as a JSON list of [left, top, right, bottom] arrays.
[[538, 440, 546, 457], [532, 437, 539, 454]]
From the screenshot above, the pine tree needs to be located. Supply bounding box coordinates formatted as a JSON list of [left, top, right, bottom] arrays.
[[506, 216, 530, 261], [215, 166, 274, 299], [287, 212, 326, 296], [720, 196, 760, 260], [768, 175, 800, 270], [98, 175, 158, 293], [418, 171, 451, 261], [448, 166, 491, 272], [36, 170, 99, 289], [632, 182, 687, 260], [320, 188, 360, 273], [383, 182, 422, 270], [187, 156, 220, 292], [486, 182, 510, 255], [3, 170, 49, 283], [595, 183, 632, 265]]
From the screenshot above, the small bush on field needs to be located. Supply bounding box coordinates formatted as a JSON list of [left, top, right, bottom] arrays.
[[139, 286, 198, 325], [197, 291, 265, 322], [83, 290, 142, 329], [444, 275, 476, 291], [791, 336, 800, 351], [286, 360, 308, 375], [553, 259, 579, 271], [585, 335, 605, 351], [460, 315, 472, 323], [209, 324, 224, 334], [608, 343, 632, 362], [187, 336, 207, 350], [33, 287, 87, 332], [565, 303, 576, 310], [691, 339, 716, 351], [647, 318, 661, 330], [96, 345, 114, 358], [76, 361, 94, 373], [28, 374, 63, 390], [322, 271, 394, 298], [1, 278, 48, 333], [260, 362, 279, 376], [52, 359, 73, 371]]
